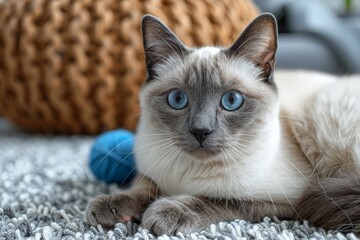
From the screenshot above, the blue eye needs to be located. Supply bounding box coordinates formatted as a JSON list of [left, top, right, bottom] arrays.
[[167, 90, 188, 110], [221, 91, 243, 111]]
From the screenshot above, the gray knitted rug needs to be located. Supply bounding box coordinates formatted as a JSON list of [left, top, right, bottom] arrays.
[[0, 118, 358, 240]]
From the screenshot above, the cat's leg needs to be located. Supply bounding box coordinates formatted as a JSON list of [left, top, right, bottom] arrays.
[[85, 174, 158, 228], [142, 195, 293, 235], [292, 79, 360, 178]]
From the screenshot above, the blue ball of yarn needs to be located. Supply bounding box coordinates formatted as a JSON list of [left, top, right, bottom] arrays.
[[89, 129, 136, 186]]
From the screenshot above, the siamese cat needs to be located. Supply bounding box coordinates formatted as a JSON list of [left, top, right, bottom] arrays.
[[86, 13, 360, 235]]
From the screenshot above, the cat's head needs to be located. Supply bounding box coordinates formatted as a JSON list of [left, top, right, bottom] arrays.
[[139, 13, 279, 161]]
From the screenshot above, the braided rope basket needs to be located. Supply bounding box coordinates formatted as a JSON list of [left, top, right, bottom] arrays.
[[0, 0, 259, 134]]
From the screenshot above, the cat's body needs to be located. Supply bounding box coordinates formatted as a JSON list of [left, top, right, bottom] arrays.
[[86, 14, 360, 235]]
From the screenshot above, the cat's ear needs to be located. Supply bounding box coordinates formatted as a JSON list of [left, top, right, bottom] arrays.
[[141, 15, 187, 78], [225, 13, 278, 82]]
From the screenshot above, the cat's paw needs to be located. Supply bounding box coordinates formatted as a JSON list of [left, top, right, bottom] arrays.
[[85, 194, 142, 229], [142, 198, 203, 236]]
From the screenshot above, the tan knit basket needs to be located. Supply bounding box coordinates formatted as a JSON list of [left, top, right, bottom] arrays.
[[0, 0, 259, 134]]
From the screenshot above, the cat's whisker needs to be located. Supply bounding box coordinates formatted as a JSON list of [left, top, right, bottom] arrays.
[[226, 144, 248, 163], [272, 160, 307, 189], [162, 147, 183, 195], [105, 140, 175, 189], [230, 132, 266, 143], [315, 175, 353, 229], [154, 128, 175, 135], [230, 142, 259, 158], [231, 134, 257, 141], [140, 126, 175, 136], [152, 146, 179, 197], [315, 162, 360, 177], [308, 149, 331, 178], [231, 142, 278, 207], [227, 138, 297, 184], [228, 146, 295, 207], [230, 140, 256, 151], [226, 145, 255, 196], [230, 140, 312, 194], [278, 114, 306, 121], [223, 149, 255, 201], [230, 135, 273, 203], [219, 149, 232, 186], [141, 146, 178, 199], [229, 142, 313, 212], [272, 173, 303, 221], [221, 147, 241, 175], [134, 142, 176, 190], [140, 139, 182, 197], [98, 134, 170, 164], [93, 135, 172, 170], [277, 153, 313, 185], [124, 112, 142, 122], [220, 148, 238, 193], [332, 223, 360, 233], [117, 141, 176, 186], [261, 181, 278, 214]]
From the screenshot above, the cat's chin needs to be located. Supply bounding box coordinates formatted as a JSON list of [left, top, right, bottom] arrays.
[[184, 147, 220, 161]]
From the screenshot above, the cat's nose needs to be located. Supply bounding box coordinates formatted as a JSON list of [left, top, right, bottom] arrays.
[[190, 128, 213, 146]]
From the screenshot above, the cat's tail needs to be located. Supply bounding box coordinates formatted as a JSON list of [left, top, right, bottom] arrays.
[[296, 176, 360, 233]]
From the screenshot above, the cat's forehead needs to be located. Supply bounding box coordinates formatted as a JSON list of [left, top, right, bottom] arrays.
[[191, 47, 220, 58], [184, 47, 262, 88], [183, 47, 223, 87], [150, 46, 265, 95], [186, 47, 221, 66]]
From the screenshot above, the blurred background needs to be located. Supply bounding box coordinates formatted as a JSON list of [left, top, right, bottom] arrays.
[[255, 0, 360, 74]]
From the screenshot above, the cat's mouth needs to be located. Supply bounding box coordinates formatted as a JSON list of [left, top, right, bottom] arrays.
[[183, 146, 220, 160]]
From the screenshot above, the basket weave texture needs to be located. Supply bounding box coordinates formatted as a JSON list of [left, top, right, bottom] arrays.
[[0, 0, 259, 134]]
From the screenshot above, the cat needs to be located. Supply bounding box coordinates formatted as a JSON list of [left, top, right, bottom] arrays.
[[85, 13, 360, 235]]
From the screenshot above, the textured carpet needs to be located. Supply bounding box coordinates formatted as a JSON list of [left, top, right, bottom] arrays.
[[0, 118, 358, 240]]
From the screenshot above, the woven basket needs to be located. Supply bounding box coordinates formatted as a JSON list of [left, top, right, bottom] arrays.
[[0, 0, 259, 134]]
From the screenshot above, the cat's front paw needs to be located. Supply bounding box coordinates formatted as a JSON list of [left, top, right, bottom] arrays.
[[142, 198, 203, 236], [85, 194, 142, 229]]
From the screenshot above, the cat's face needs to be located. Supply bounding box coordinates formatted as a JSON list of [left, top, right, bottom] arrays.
[[140, 14, 279, 161]]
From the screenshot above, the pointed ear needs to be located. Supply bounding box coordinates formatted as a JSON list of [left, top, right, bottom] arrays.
[[141, 15, 187, 78], [225, 13, 278, 82]]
